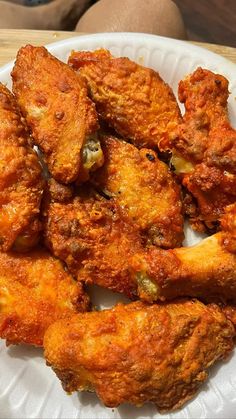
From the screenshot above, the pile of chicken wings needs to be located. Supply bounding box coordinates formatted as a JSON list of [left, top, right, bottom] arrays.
[[0, 44, 236, 413]]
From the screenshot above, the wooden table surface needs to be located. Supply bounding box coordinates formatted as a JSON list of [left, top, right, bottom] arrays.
[[1, 29, 236, 67]]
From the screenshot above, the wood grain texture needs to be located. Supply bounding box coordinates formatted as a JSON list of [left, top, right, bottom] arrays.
[[0, 29, 79, 66], [175, 0, 236, 47], [0, 29, 236, 67]]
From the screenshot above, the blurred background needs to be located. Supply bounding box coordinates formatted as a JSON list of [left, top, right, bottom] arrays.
[[0, 0, 235, 48], [175, 0, 236, 47]]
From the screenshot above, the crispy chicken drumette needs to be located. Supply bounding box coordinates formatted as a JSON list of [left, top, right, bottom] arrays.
[[44, 299, 234, 412], [130, 203, 236, 302], [12, 45, 104, 184]]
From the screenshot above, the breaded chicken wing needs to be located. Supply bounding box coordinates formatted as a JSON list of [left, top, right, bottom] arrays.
[[68, 49, 181, 150], [45, 181, 236, 303], [44, 186, 142, 298], [0, 248, 89, 346], [12, 45, 104, 184], [0, 83, 44, 252], [130, 203, 236, 303], [44, 300, 234, 412], [91, 135, 184, 248], [161, 68, 236, 231]]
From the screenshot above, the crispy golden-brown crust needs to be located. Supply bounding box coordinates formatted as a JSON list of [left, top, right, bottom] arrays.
[[46, 178, 74, 204], [130, 232, 236, 302], [44, 188, 142, 298], [12, 45, 101, 184], [220, 203, 236, 253], [161, 68, 236, 230], [44, 192, 236, 304], [182, 163, 236, 230], [44, 300, 234, 412], [221, 304, 236, 329], [68, 49, 182, 149], [130, 205, 236, 303], [0, 248, 89, 346], [0, 83, 44, 252], [164, 68, 229, 163], [92, 135, 184, 248]]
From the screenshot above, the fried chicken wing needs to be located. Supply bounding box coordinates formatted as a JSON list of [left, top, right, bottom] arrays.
[[44, 299, 234, 412], [91, 135, 184, 248], [131, 231, 236, 302], [44, 186, 142, 298], [0, 248, 89, 346], [164, 68, 229, 164], [0, 83, 44, 252], [68, 49, 181, 149], [130, 203, 236, 303], [161, 68, 236, 230], [45, 179, 236, 304], [12, 45, 103, 184]]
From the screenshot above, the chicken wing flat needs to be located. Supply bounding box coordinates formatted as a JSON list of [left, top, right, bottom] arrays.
[[161, 68, 236, 231], [68, 49, 182, 149], [130, 203, 236, 303], [91, 135, 184, 248], [44, 186, 142, 298], [44, 300, 234, 412], [12, 45, 104, 184], [0, 248, 89, 346], [0, 83, 44, 252]]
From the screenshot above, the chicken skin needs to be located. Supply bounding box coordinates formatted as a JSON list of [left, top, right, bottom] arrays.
[[44, 300, 234, 412], [161, 68, 236, 231], [0, 248, 89, 346], [0, 83, 44, 252], [12, 45, 104, 184], [91, 135, 184, 248], [45, 182, 236, 303], [130, 203, 236, 303], [221, 304, 236, 329], [44, 186, 142, 298], [68, 48, 182, 150], [131, 230, 236, 303]]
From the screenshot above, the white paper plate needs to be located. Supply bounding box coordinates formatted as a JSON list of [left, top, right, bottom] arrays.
[[0, 33, 236, 419]]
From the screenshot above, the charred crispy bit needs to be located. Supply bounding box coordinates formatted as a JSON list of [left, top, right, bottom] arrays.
[[0, 248, 89, 346], [130, 204, 236, 303], [44, 187, 142, 299], [68, 49, 182, 150], [221, 304, 236, 329], [182, 161, 236, 232], [46, 178, 75, 204], [0, 83, 44, 252], [44, 300, 234, 412], [12, 45, 104, 184], [91, 135, 184, 248], [160, 68, 236, 230], [220, 203, 236, 253]]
